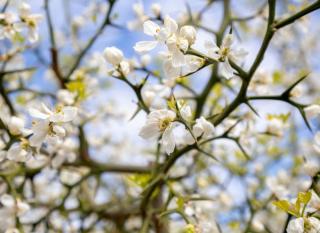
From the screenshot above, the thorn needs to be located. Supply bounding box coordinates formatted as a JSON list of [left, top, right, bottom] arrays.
[[223, 119, 242, 136], [229, 25, 233, 34], [138, 73, 150, 90], [281, 73, 309, 98], [197, 147, 219, 162], [129, 106, 142, 121], [236, 140, 251, 161], [299, 108, 313, 132], [245, 101, 260, 117]]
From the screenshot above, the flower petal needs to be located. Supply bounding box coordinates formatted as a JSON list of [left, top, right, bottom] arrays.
[[143, 20, 160, 36], [161, 126, 175, 154], [61, 106, 78, 122], [230, 48, 248, 63], [222, 34, 234, 48], [139, 123, 160, 139], [29, 108, 49, 119], [287, 218, 304, 233], [164, 15, 178, 35], [220, 59, 234, 80], [1, 194, 15, 208], [171, 49, 186, 67], [134, 40, 158, 53]]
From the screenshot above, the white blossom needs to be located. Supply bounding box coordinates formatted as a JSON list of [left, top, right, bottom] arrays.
[[161, 51, 204, 82], [134, 15, 198, 69], [134, 16, 177, 53], [0, 13, 20, 40], [0, 194, 30, 217], [179, 25, 197, 45], [139, 109, 177, 154], [142, 83, 171, 109], [103, 46, 130, 76], [103, 46, 124, 66], [178, 102, 192, 121], [6, 116, 30, 136], [287, 217, 320, 233], [192, 117, 215, 139], [18, 2, 42, 43], [57, 89, 77, 105], [165, 24, 197, 67], [205, 34, 247, 79], [7, 139, 32, 162], [28, 103, 77, 148], [60, 169, 82, 186]]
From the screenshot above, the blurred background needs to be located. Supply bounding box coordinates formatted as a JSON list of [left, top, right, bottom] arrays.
[[1, 0, 320, 232]]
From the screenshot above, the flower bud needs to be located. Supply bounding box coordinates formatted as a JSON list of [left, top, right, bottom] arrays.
[[151, 3, 161, 17], [103, 47, 123, 66], [7, 116, 25, 135], [180, 25, 197, 45]]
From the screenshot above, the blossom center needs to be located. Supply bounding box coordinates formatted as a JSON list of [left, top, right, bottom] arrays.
[[20, 138, 29, 150], [22, 17, 36, 28], [55, 105, 63, 114], [159, 117, 172, 132], [48, 122, 55, 136], [304, 218, 314, 233], [219, 47, 230, 61]]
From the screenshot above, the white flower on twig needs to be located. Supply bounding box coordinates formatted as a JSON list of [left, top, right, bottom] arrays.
[[29, 103, 77, 148], [205, 33, 247, 79]]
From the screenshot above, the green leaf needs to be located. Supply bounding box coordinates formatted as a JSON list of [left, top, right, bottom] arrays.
[[228, 221, 240, 230], [273, 200, 300, 217], [127, 174, 151, 188], [176, 196, 185, 211], [267, 113, 291, 123], [212, 83, 222, 96], [13, 32, 25, 43], [227, 163, 247, 176], [16, 95, 27, 105], [66, 80, 87, 100], [167, 97, 177, 111], [183, 224, 196, 233], [273, 200, 291, 212], [297, 191, 312, 205], [272, 70, 283, 84]]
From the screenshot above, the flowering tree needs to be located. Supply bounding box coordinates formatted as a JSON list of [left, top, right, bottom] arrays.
[[1, 0, 320, 232]]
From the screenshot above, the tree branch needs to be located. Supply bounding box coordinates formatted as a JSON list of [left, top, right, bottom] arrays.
[[64, 0, 117, 79], [274, 0, 320, 29]]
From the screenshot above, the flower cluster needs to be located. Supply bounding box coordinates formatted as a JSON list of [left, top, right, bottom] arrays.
[[1, 103, 77, 163], [139, 103, 214, 154], [0, 2, 41, 43], [274, 191, 320, 233]]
